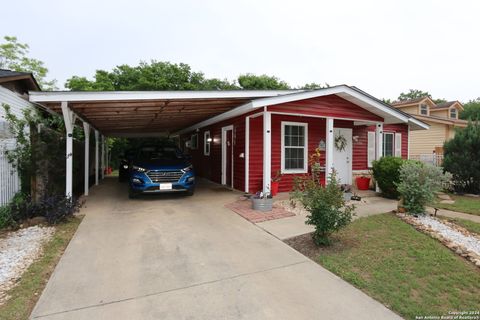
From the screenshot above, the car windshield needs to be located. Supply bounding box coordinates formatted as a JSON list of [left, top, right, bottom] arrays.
[[137, 146, 182, 161]]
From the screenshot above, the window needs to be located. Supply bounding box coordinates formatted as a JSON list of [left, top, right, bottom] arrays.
[[383, 132, 394, 157], [281, 122, 308, 173], [190, 134, 198, 149], [204, 131, 211, 156], [450, 108, 457, 119], [420, 104, 429, 115]]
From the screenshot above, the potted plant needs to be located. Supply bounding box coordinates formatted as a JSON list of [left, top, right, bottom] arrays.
[[340, 184, 353, 201], [251, 191, 273, 212], [355, 174, 371, 190], [271, 170, 282, 196]]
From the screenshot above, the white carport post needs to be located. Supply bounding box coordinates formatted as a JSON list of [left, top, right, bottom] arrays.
[[101, 135, 105, 179], [375, 123, 383, 192], [262, 111, 272, 194], [325, 117, 334, 184], [83, 122, 90, 196], [95, 130, 99, 186], [61, 102, 74, 198]]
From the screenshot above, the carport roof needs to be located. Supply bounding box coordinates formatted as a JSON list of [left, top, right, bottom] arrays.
[[28, 90, 298, 136]]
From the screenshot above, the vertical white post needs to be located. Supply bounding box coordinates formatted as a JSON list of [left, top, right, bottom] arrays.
[[262, 111, 271, 194], [83, 123, 90, 196], [375, 123, 383, 161], [95, 130, 99, 186], [245, 116, 250, 193], [101, 135, 105, 180], [375, 123, 383, 192], [61, 102, 74, 198], [325, 117, 334, 184], [407, 124, 410, 160]]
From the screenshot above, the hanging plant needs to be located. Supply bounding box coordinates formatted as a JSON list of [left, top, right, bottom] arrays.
[[334, 134, 347, 151]]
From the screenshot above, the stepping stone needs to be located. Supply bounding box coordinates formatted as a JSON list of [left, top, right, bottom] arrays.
[[437, 194, 452, 200], [440, 200, 455, 204]]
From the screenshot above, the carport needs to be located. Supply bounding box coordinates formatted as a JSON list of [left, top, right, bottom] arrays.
[[28, 90, 296, 197]]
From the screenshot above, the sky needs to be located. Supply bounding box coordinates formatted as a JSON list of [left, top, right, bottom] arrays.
[[1, 0, 479, 101]]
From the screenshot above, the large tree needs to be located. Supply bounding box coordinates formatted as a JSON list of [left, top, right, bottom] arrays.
[[66, 61, 238, 91], [0, 36, 56, 90], [461, 98, 480, 120], [237, 73, 289, 90], [397, 89, 446, 104]]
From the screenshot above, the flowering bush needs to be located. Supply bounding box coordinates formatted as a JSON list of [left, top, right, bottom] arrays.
[[292, 170, 355, 245], [396, 162, 452, 214]]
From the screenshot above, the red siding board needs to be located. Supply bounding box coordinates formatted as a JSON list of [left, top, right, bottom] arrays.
[[248, 115, 263, 193], [267, 95, 383, 122]]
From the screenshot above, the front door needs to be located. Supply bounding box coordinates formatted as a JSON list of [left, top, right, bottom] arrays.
[[222, 126, 233, 187], [332, 128, 353, 184]]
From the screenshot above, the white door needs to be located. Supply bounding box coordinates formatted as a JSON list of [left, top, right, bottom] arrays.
[[332, 128, 353, 184]]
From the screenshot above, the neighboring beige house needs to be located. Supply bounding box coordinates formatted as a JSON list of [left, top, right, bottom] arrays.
[[392, 97, 467, 160]]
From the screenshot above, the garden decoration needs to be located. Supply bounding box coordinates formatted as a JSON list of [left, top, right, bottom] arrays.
[[251, 191, 273, 211]]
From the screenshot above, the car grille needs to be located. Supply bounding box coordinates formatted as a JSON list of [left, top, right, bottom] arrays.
[[146, 170, 184, 183]]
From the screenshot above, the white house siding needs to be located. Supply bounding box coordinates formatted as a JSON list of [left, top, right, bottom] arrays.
[[0, 86, 35, 205]]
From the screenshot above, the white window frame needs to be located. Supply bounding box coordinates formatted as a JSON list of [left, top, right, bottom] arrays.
[[383, 132, 395, 157], [204, 131, 211, 156], [420, 104, 429, 115], [190, 133, 198, 149], [281, 121, 308, 174], [449, 108, 457, 119]]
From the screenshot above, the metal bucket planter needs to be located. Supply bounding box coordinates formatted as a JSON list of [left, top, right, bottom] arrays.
[[252, 197, 273, 212]]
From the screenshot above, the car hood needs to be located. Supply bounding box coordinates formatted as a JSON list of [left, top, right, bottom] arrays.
[[133, 159, 190, 171]]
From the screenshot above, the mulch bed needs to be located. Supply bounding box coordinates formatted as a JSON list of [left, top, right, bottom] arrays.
[[225, 198, 295, 223]]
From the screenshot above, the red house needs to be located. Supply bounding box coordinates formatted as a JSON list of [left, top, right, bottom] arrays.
[[178, 85, 428, 194]]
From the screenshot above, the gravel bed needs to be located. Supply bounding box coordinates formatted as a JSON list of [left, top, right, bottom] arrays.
[[0, 225, 55, 305], [416, 215, 480, 256]]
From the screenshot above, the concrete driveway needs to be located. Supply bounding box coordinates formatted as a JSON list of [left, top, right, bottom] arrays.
[[31, 178, 401, 320]]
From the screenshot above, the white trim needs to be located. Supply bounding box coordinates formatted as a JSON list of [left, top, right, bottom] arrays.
[[325, 118, 334, 184], [375, 123, 383, 192], [203, 130, 211, 156], [263, 111, 272, 193], [280, 121, 308, 174], [83, 122, 90, 196], [101, 135, 105, 179], [95, 130, 99, 186], [221, 125, 234, 186], [245, 116, 250, 193], [28, 90, 299, 103]]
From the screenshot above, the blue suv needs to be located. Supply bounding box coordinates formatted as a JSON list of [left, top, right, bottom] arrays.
[[128, 145, 195, 198]]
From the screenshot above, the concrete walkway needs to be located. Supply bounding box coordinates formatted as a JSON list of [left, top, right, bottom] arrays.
[[31, 178, 400, 320], [257, 196, 397, 240], [427, 207, 480, 223]]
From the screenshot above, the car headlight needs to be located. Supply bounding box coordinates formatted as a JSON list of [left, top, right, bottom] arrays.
[[182, 165, 193, 173], [132, 165, 146, 172]]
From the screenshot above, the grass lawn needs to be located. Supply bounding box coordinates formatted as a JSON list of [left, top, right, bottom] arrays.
[[285, 213, 480, 320], [435, 194, 480, 216], [438, 216, 480, 235], [0, 217, 82, 320]]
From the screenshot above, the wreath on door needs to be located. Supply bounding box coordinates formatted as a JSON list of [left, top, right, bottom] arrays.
[[334, 134, 347, 152]]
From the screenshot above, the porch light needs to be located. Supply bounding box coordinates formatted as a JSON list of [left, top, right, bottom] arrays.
[[207, 137, 213, 142]]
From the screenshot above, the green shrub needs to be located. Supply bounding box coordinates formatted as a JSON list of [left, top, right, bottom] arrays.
[[372, 156, 405, 198], [292, 171, 355, 245], [396, 161, 452, 214], [443, 121, 480, 194], [0, 205, 13, 229]]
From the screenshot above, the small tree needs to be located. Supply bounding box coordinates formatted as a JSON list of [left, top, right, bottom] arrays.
[[372, 156, 405, 199], [443, 121, 480, 194], [396, 162, 452, 214], [292, 171, 355, 245]]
